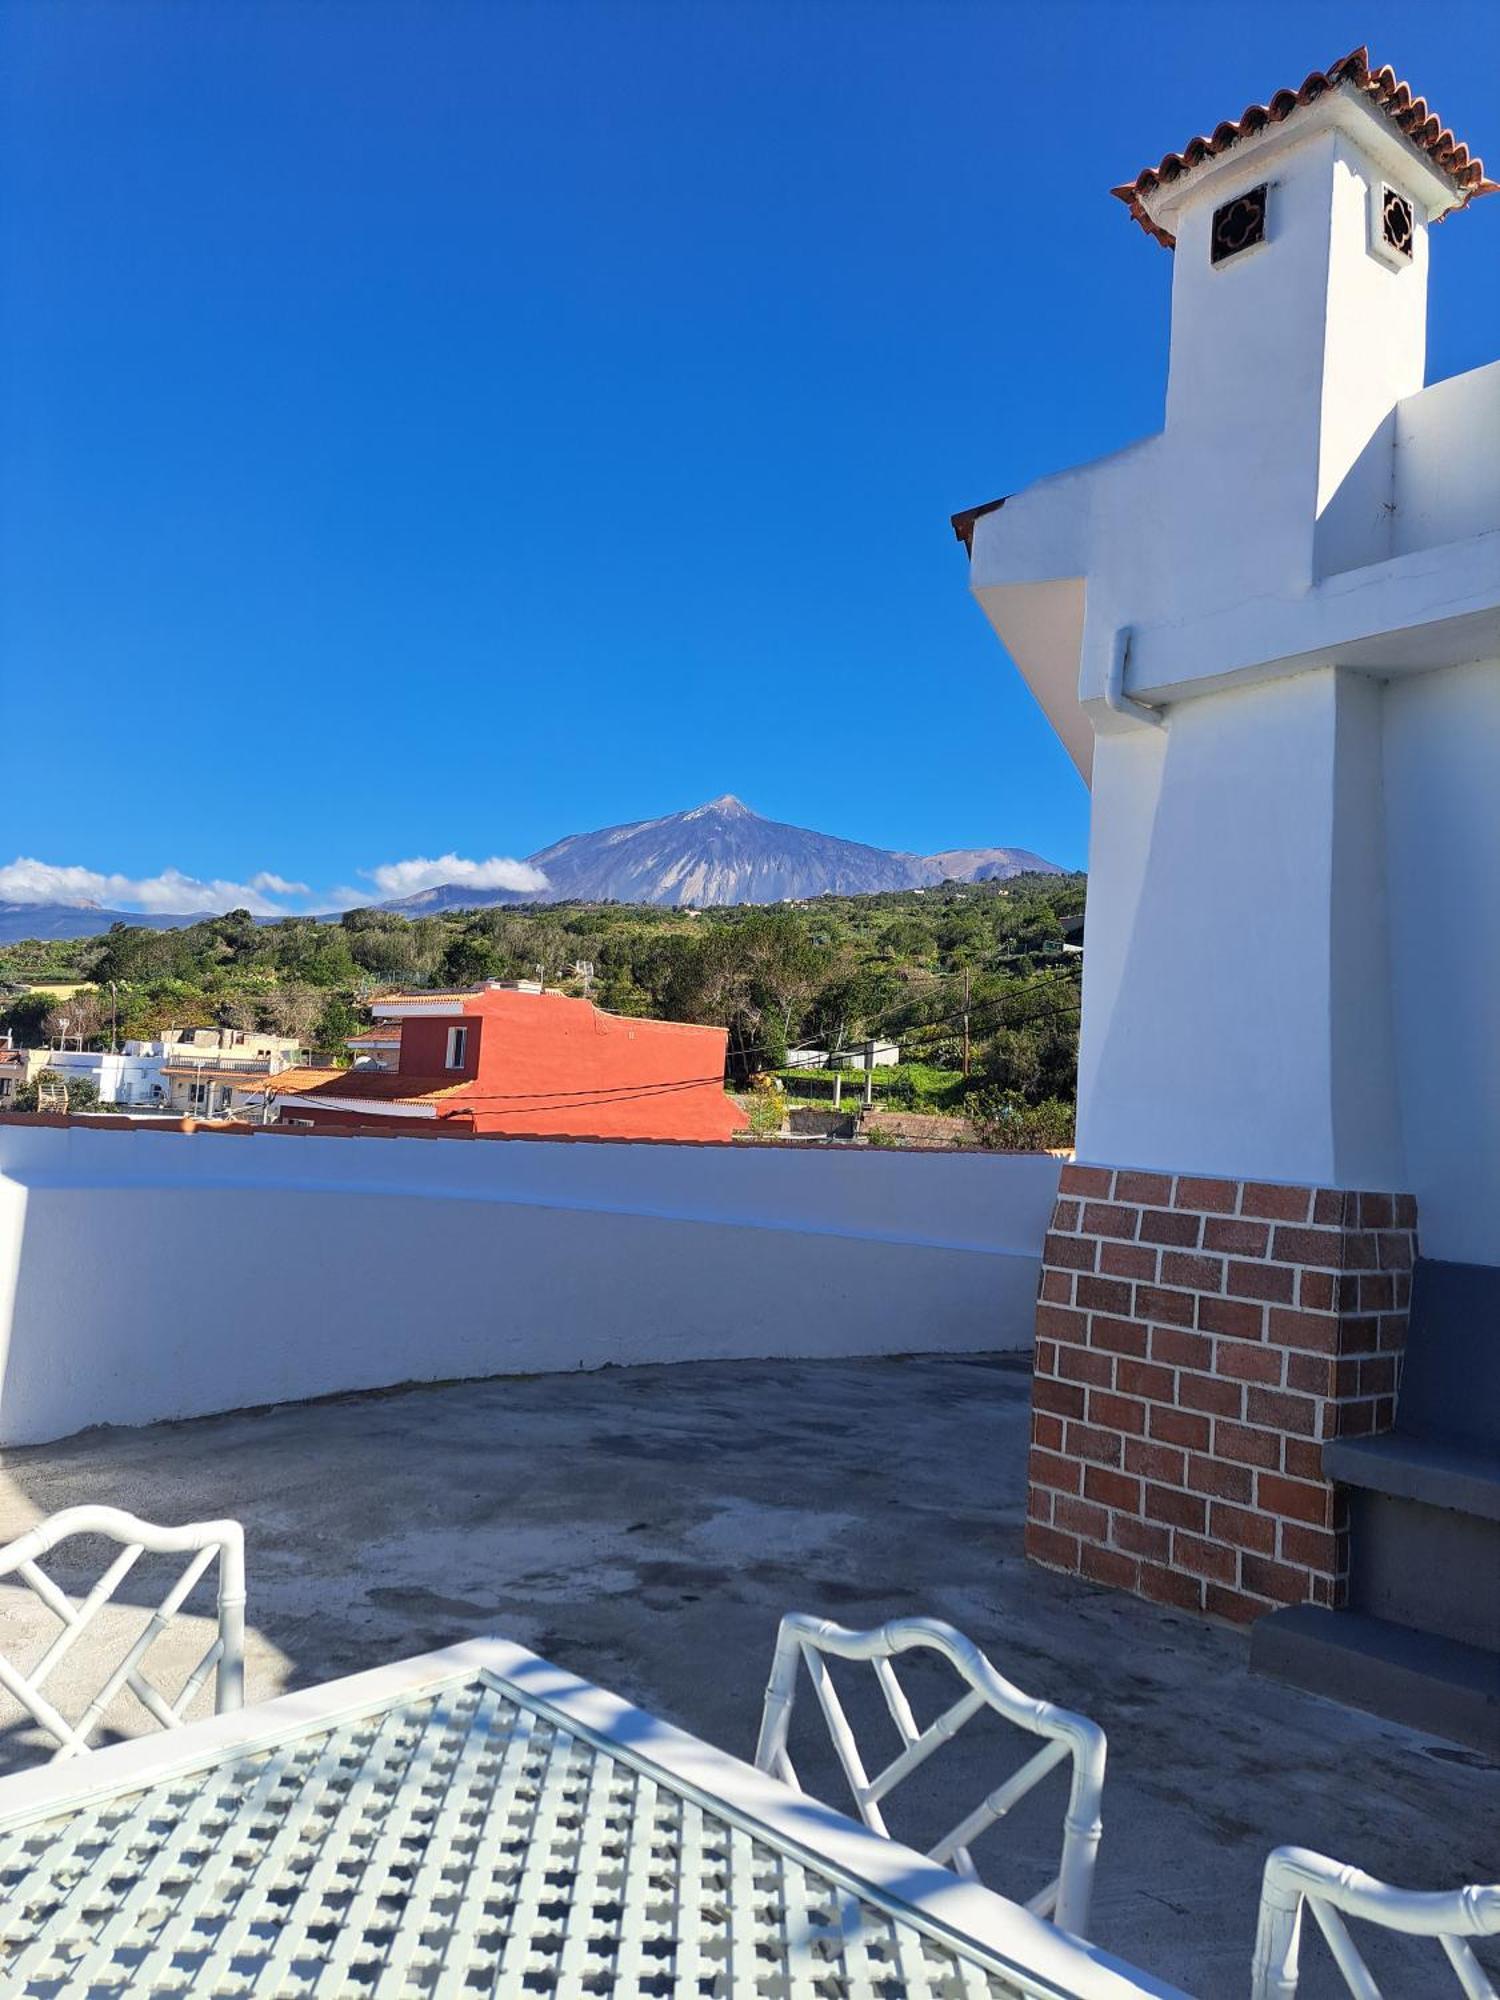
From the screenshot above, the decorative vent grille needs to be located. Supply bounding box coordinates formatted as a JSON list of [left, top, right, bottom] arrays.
[[1211, 185, 1267, 264], [1381, 186, 1415, 258]]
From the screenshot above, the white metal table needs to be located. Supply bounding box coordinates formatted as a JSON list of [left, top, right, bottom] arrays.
[[0, 1637, 1185, 2000]]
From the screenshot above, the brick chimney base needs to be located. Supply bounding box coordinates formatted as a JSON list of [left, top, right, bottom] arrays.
[[1027, 1163, 1418, 1624]]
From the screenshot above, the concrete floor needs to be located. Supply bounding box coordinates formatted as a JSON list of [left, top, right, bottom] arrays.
[[0, 1352, 1494, 1998]]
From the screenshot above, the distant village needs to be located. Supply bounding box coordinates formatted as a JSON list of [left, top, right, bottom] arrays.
[[0, 876, 1084, 1149]]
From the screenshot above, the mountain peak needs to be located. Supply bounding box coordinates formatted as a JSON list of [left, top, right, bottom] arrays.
[[694, 793, 752, 817]]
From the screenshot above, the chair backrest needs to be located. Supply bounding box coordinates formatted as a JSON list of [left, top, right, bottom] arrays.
[[1252, 1845, 1500, 1998], [0, 1505, 245, 1763], [753, 1613, 1107, 1939]]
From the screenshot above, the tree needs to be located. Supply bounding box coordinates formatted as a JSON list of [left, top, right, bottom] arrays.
[[206, 909, 262, 961], [736, 911, 829, 1055], [807, 966, 892, 1063], [43, 992, 103, 1048], [0, 993, 50, 1046], [440, 933, 508, 987], [260, 984, 322, 1043], [12, 1071, 102, 1114], [268, 923, 357, 987], [597, 970, 651, 1017], [217, 994, 262, 1034], [966, 1086, 1074, 1153], [313, 991, 363, 1060]]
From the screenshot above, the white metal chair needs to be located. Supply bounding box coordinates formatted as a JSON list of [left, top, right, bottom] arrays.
[[1252, 1845, 1500, 1998], [753, 1613, 1107, 1938], [0, 1505, 245, 1762]]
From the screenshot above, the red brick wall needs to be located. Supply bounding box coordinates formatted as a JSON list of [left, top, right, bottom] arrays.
[[1027, 1163, 1417, 1624]]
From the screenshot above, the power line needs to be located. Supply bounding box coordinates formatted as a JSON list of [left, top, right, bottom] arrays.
[[413, 967, 1083, 1107]]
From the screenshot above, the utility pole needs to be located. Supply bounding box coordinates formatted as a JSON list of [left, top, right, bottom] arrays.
[[961, 968, 972, 1078]]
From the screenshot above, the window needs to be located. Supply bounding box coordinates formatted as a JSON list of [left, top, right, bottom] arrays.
[[1381, 185, 1413, 258], [444, 1025, 470, 1071], [1210, 184, 1267, 265]]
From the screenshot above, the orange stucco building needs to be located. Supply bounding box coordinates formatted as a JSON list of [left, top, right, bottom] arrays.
[[270, 985, 749, 1143]]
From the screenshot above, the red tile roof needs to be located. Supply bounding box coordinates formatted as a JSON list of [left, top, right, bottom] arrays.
[[271, 1070, 470, 1107], [235, 1067, 345, 1094], [369, 989, 480, 1009], [950, 494, 1008, 552], [1114, 48, 1495, 248]]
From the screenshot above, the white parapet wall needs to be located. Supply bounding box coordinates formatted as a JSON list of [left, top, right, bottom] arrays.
[[0, 1123, 1061, 1447]]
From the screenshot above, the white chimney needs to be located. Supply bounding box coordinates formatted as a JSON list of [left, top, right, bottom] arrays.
[[1116, 50, 1489, 604]]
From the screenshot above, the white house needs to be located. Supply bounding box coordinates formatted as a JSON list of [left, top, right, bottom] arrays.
[[29, 1046, 169, 1109], [956, 47, 1497, 1737], [786, 1039, 901, 1072]]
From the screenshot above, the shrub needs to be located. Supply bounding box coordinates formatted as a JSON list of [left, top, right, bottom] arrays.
[[966, 1087, 1075, 1153]]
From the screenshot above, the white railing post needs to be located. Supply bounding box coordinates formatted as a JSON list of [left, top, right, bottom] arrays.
[[1251, 1861, 1306, 2000], [214, 1521, 247, 1714], [753, 1618, 802, 1778]]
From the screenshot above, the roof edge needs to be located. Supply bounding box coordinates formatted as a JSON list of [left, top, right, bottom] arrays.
[[951, 495, 1008, 553], [1115, 47, 1496, 249]]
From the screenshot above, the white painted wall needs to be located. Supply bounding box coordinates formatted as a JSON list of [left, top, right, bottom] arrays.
[[966, 83, 1500, 1260], [0, 1125, 1061, 1446], [1078, 657, 1500, 1251], [33, 1050, 167, 1106], [1077, 667, 1401, 1190], [1383, 660, 1500, 1263], [1393, 361, 1500, 558]]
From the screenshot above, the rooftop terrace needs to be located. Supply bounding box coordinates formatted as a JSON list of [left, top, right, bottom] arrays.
[[0, 1351, 1492, 1999]]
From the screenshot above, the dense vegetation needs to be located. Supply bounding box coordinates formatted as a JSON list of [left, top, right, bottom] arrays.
[[0, 874, 1084, 1141]]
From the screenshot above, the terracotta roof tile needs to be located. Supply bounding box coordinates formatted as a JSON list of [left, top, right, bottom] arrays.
[[370, 989, 478, 1009], [1114, 47, 1495, 247], [271, 1069, 470, 1107], [950, 494, 1008, 551], [246, 1067, 346, 1094]]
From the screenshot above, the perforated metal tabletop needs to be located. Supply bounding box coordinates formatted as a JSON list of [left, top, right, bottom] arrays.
[[0, 1639, 1178, 2000]]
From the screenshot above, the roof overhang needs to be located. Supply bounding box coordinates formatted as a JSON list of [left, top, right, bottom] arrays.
[[282, 1095, 440, 1119], [1115, 50, 1494, 247], [970, 577, 1091, 783], [951, 496, 1007, 552], [370, 1003, 466, 1021]]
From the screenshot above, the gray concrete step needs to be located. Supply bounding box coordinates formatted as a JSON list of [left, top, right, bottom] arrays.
[[1251, 1604, 1500, 1756], [1325, 1431, 1500, 1521]]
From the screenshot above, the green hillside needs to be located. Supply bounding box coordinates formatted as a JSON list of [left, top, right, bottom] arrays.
[[0, 873, 1084, 1141]]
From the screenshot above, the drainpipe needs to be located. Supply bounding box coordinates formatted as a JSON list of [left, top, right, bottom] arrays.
[[1106, 627, 1167, 730]]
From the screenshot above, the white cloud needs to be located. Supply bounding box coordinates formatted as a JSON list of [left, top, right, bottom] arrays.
[[0, 856, 302, 918], [0, 850, 551, 920], [362, 853, 550, 900]]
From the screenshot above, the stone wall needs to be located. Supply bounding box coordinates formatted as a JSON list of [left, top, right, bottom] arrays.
[[1027, 1162, 1417, 1623]]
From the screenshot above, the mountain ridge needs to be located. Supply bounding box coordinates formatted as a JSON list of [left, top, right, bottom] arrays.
[[0, 798, 1066, 941], [381, 795, 1064, 913]]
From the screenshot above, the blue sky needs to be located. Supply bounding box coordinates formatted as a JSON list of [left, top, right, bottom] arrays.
[[2, 1, 1496, 911]]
